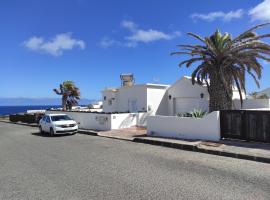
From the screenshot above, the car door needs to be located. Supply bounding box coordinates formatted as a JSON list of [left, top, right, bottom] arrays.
[[40, 116, 47, 131], [44, 116, 51, 132]]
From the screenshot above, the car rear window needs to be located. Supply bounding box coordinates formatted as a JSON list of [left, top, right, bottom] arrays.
[[51, 115, 72, 121]]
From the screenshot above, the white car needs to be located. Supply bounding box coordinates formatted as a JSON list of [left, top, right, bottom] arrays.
[[39, 114, 78, 136]]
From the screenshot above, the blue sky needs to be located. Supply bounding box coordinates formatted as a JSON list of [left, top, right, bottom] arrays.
[[1, 0, 270, 100]]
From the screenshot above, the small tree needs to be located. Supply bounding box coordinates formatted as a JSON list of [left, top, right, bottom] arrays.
[[53, 81, 81, 111]]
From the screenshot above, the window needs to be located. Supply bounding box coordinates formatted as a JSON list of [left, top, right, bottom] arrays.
[[46, 116, 51, 123], [108, 99, 112, 105], [103, 96, 106, 101], [42, 116, 47, 121], [51, 115, 72, 122]]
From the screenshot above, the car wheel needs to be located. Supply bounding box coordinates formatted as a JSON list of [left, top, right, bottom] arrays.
[[39, 126, 44, 134], [49, 128, 55, 136]]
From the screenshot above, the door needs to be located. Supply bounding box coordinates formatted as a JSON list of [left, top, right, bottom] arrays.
[[128, 99, 138, 113]]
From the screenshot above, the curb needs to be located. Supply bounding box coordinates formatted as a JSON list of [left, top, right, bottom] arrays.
[[97, 135, 134, 142], [78, 130, 98, 136], [133, 138, 270, 164]]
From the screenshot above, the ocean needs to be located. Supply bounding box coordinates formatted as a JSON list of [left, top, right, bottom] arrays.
[[0, 105, 61, 116]]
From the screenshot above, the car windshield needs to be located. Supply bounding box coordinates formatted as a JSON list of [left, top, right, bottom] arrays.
[[51, 115, 72, 122]]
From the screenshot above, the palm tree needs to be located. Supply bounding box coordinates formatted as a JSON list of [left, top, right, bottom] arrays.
[[172, 23, 270, 112], [53, 81, 81, 111]]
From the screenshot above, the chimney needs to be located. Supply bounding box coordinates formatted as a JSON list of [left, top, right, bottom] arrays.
[[120, 73, 135, 87]]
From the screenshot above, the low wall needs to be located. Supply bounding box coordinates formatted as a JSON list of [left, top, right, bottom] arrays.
[[147, 111, 220, 141], [233, 99, 270, 110], [111, 113, 138, 129], [46, 110, 147, 131], [46, 111, 111, 130]]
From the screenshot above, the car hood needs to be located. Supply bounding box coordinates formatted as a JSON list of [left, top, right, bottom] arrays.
[[52, 120, 77, 126]]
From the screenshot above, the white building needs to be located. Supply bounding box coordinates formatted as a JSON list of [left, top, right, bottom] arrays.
[[101, 76, 257, 117], [147, 76, 270, 142], [102, 83, 169, 115], [158, 76, 246, 116]]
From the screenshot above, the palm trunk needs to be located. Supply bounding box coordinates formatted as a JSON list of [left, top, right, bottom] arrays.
[[62, 96, 67, 111], [208, 72, 233, 112]]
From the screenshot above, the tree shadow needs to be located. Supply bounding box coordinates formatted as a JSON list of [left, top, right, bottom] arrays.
[[31, 132, 74, 137]]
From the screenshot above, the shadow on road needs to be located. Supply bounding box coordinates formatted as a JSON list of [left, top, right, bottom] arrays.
[[31, 132, 75, 137]]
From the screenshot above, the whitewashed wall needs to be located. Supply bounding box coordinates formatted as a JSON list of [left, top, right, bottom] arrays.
[[46, 110, 111, 130], [102, 90, 118, 113], [167, 77, 209, 116], [117, 86, 147, 112], [46, 110, 147, 130], [147, 111, 220, 141], [147, 87, 168, 115], [110, 113, 136, 129], [233, 99, 270, 110]]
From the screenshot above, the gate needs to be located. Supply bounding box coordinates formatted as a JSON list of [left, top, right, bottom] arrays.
[[220, 110, 270, 143]]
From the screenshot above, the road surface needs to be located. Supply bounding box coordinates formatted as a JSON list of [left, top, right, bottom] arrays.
[[0, 122, 269, 200]]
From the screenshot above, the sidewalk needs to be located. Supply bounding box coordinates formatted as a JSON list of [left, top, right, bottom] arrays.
[[133, 136, 270, 164], [79, 126, 270, 164]]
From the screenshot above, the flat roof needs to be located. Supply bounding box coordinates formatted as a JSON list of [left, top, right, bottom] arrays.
[[46, 113, 67, 116], [102, 83, 169, 92]]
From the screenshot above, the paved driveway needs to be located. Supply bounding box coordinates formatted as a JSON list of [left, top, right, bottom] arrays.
[[0, 122, 269, 200]]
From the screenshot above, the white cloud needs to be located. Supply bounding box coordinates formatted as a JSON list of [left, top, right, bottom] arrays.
[[99, 20, 180, 48], [99, 37, 121, 48], [122, 20, 180, 45], [191, 9, 244, 22], [249, 0, 270, 22], [121, 20, 137, 31], [125, 29, 181, 43], [23, 33, 85, 56]]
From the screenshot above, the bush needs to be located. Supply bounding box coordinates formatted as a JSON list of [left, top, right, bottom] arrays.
[[21, 114, 36, 123], [177, 112, 192, 117], [191, 109, 207, 118], [9, 114, 19, 122], [9, 113, 44, 124], [177, 109, 207, 118]]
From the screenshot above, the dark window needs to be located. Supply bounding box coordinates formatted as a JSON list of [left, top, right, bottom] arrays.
[[51, 115, 72, 122], [108, 99, 112, 105], [104, 96, 106, 101], [46, 116, 51, 123], [200, 93, 204, 98], [42, 116, 47, 121]]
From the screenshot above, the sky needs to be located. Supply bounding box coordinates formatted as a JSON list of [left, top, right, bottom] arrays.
[[1, 0, 270, 101]]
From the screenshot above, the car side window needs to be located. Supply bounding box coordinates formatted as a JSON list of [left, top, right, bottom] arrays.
[[46, 116, 51, 123], [42, 116, 47, 122]]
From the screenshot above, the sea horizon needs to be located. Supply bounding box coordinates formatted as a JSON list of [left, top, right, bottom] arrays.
[[0, 105, 62, 116]]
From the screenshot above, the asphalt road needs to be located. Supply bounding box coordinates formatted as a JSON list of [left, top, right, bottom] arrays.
[[0, 122, 269, 200]]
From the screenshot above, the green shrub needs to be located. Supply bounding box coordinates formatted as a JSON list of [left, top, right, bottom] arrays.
[[177, 109, 207, 118], [9, 113, 44, 124], [22, 114, 36, 123], [177, 112, 192, 117], [9, 114, 19, 122], [190, 109, 207, 118]]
